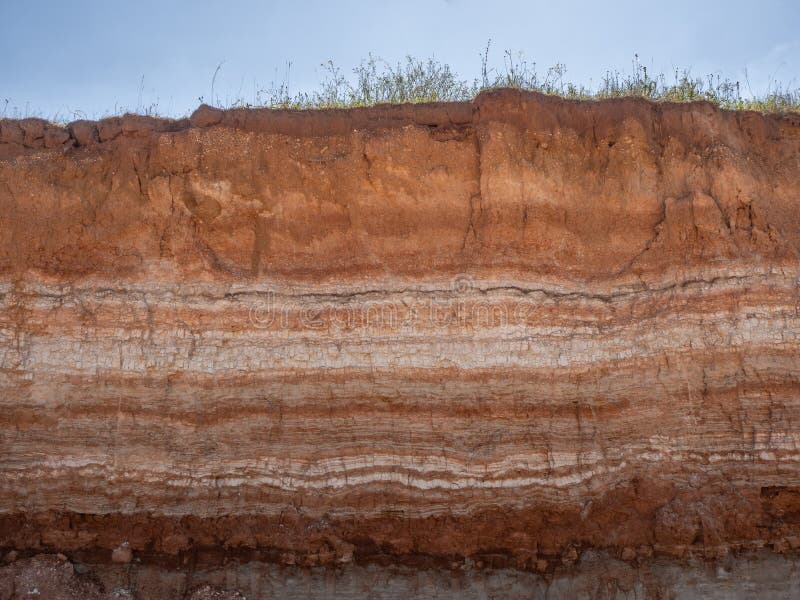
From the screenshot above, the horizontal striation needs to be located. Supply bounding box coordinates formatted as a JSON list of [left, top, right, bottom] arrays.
[[1, 91, 800, 565]]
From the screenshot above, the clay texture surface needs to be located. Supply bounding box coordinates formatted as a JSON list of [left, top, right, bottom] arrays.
[[2, 91, 800, 593]]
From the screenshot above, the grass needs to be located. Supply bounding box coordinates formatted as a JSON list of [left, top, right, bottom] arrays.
[[3, 47, 799, 121], [248, 47, 799, 113]]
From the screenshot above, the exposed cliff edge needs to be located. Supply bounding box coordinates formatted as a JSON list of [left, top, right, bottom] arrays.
[[2, 90, 800, 596]]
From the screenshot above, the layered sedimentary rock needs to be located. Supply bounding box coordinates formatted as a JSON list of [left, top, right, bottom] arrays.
[[1, 91, 800, 578]]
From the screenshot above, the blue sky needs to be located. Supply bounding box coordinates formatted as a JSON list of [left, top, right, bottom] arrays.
[[1, 0, 798, 120]]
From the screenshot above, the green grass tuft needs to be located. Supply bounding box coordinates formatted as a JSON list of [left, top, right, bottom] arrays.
[[4, 48, 798, 122], [250, 48, 799, 113]]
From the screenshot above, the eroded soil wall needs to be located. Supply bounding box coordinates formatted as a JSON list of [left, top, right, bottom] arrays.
[[2, 90, 800, 595]]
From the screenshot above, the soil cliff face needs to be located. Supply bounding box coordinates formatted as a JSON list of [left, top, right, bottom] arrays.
[[1, 90, 800, 596]]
